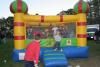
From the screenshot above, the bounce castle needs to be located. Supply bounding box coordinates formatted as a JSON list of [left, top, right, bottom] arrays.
[[10, 0, 90, 67]]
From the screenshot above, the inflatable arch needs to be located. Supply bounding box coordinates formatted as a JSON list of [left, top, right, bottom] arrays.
[[10, 0, 90, 65]]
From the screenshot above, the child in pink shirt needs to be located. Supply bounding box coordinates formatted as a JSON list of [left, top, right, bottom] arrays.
[[24, 34, 41, 67]]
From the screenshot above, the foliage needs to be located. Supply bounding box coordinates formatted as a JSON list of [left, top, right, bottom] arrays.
[[93, 0, 98, 6], [66, 9, 76, 15], [0, 17, 14, 38], [0, 17, 13, 29]]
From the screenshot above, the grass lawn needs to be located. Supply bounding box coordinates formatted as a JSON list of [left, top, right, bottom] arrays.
[[0, 39, 100, 67]]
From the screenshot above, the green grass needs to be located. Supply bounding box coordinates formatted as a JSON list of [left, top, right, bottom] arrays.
[[88, 40, 100, 56], [0, 39, 24, 67], [0, 39, 100, 67]]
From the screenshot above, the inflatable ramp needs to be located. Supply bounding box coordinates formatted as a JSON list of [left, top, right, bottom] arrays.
[[43, 50, 68, 67]]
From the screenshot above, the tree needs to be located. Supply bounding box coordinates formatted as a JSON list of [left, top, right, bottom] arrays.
[[0, 17, 14, 38], [58, 9, 76, 15], [6, 17, 14, 29], [87, 0, 100, 24], [92, 0, 100, 24], [93, 0, 98, 6], [66, 9, 76, 15]]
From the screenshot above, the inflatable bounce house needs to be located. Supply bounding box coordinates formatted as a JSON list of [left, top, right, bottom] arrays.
[[10, 0, 90, 67]]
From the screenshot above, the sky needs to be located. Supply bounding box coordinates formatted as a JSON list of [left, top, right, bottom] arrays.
[[0, 0, 87, 18]]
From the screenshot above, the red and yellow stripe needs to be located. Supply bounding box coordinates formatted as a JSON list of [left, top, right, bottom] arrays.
[[24, 15, 77, 22], [14, 13, 25, 50], [76, 13, 87, 46]]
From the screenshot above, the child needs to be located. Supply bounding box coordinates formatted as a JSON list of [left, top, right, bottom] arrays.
[[53, 30, 62, 51], [24, 34, 41, 67], [52, 26, 59, 36]]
